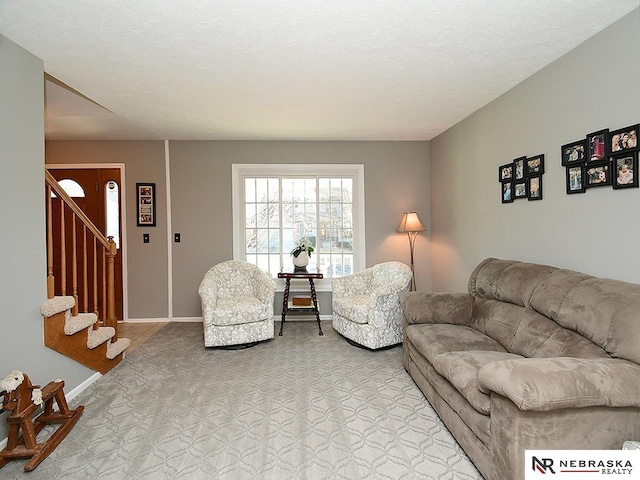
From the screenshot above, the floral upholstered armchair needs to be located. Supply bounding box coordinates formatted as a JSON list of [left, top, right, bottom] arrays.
[[198, 260, 276, 347], [331, 261, 412, 349]]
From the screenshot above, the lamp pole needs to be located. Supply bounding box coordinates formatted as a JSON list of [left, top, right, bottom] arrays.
[[397, 212, 425, 291]]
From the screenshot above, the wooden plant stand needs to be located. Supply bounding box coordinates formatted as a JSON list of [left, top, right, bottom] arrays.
[[0, 373, 84, 472]]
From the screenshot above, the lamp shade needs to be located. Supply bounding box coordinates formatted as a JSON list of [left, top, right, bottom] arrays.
[[397, 212, 426, 233]]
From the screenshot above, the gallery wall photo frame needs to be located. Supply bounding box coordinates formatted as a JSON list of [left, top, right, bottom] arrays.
[[609, 124, 639, 154], [525, 154, 545, 176], [527, 175, 543, 201], [136, 183, 156, 227], [561, 140, 586, 166], [585, 163, 611, 188], [513, 156, 526, 181], [501, 181, 514, 203], [514, 181, 527, 199], [612, 151, 639, 189], [499, 163, 513, 182], [566, 164, 586, 194], [586, 129, 609, 163]]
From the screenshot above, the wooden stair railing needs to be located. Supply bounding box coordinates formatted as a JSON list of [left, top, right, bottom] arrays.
[[44, 171, 118, 340]]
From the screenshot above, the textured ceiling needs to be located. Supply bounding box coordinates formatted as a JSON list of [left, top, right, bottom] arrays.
[[1, 1, 638, 141]]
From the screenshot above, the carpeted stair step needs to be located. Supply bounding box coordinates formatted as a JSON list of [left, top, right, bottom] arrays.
[[40, 296, 75, 317], [65, 313, 97, 335], [87, 326, 115, 349], [107, 338, 131, 360]]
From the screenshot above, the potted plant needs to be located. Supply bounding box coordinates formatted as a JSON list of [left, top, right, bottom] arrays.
[[290, 237, 314, 268]]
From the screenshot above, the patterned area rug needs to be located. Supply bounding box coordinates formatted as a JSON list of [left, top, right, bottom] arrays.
[[2, 322, 482, 479]]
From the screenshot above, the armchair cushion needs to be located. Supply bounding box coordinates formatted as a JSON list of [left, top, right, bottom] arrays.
[[333, 295, 370, 324], [212, 297, 272, 326]]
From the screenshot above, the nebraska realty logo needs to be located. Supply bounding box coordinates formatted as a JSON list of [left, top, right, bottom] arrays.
[[525, 450, 640, 479]]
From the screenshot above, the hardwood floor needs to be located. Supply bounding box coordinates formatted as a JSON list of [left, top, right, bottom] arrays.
[[118, 322, 168, 353]]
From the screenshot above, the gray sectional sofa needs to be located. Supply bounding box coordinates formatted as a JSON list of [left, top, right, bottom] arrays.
[[400, 258, 640, 480]]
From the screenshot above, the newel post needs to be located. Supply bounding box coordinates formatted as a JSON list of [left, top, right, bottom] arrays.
[[106, 236, 118, 341]]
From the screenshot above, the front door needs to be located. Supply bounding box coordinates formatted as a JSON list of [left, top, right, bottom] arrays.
[[49, 168, 124, 321]]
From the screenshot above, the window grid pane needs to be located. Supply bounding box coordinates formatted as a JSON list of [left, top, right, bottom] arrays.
[[244, 175, 353, 278]]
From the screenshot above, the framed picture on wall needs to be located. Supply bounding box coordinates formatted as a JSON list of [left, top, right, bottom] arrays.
[[585, 163, 611, 187], [499, 163, 513, 182], [561, 140, 586, 166], [525, 154, 545, 176], [136, 183, 156, 226], [612, 151, 639, 189], [514, 181, 527, 199], [566, 164, 586, 194], [586, 129, 609, 163], [527, 175, 542, 200], [609, 124, 639, 153], [513, 156, 526, 181], [501, 182, 514, 203]]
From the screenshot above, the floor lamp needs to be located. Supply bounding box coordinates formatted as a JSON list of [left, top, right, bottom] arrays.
[[397, 212, 425, 291]]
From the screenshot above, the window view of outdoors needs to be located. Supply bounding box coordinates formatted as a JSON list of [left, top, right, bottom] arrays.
[[105, 181, 120, 249], [244, 177, 354, 278]]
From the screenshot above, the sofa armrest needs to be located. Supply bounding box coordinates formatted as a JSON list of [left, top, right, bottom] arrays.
[[399, 292, 473, 326], [478, 357, 640, 411]]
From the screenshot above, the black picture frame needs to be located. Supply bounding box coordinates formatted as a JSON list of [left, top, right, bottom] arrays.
[[513, 181, 527, 199], [525, 154, 545, 176], [501, 181, 514, 203], [513, 156, 526, 181], [609, 124, 639, 154], [499, 163, 513, 182], [612, 151, 639, 189], [136, 182, 156, 227], [566, 164, 586, 194], [527, 175, 543, 201], [586, 129, 609, 163], [585, 163, 611, 188], [561, 140, 586, 166]]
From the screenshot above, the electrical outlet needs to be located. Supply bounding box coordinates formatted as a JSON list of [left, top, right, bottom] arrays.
[[143, 233, 149, 243]]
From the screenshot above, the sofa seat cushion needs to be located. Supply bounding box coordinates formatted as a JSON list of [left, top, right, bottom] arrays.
[[405, 324, 508, 365], [333, 295, 370, 324], [431, 351, 524, 415], [211, 297, 269, 326]]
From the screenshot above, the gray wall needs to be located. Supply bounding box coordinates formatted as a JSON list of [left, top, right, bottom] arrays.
[[170, 141, 431, 317], [45, 141, 169, 319], [430, 9, 640, 292], [0, 35, 93, 438], [46, 140, 430, 319]]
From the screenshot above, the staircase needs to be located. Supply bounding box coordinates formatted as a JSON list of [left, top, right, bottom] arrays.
[[43, 171, 129, 374]]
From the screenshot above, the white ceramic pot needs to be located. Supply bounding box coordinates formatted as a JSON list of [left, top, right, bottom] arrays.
[[292, 251, 310, 268]]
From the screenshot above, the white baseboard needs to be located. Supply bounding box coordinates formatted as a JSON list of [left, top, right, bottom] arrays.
[[65, 372, 102, 404], [0, 371, 101, 451], [125, 316, 332, 323], [124, 317, 202, 323], [170, 317, 203, 323]]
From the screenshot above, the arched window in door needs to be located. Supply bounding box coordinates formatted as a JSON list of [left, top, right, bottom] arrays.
[[105, 181, 120, 249], [51, 179, 86, 198]]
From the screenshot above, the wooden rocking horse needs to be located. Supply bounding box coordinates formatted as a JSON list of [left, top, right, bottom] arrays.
[[0, 371, 84, 472]]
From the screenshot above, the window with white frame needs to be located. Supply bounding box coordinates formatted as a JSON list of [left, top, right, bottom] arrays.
[[232, 164, 365, 283]]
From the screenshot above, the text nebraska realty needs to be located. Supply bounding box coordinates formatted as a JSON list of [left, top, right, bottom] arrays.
[[558, 459, 632, 475]]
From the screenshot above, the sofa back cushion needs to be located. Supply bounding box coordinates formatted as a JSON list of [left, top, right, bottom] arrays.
[[471, 298, 610, 359], [530, 270, 640, 364], [468, 258, 621, 360]]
